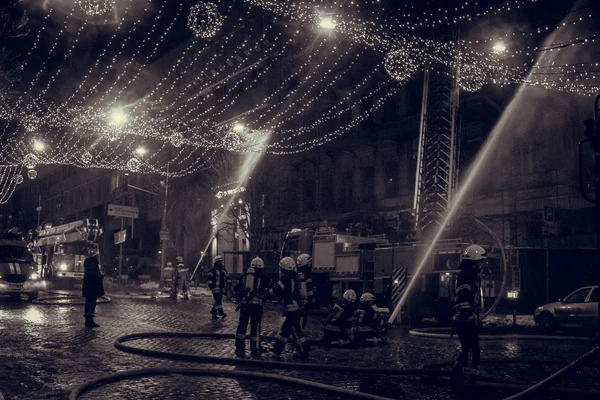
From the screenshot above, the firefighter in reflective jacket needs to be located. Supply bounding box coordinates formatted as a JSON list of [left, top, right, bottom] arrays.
[[354, 292, 386, 345], [452, 244, 486, 395], [234, 257, 272, 356], [296, 253, 314, 329], [163, 261, 177, 299], [174, 256, 190, 300], [322, 289, 358, 345], [269, 257, 309, 359], [207, 255, 230, 319]]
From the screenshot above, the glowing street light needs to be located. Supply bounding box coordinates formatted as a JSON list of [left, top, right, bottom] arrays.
[[318, 17, 337, 31], [233, 122, 245, 133], [135, 146, 148, 157], [32, 139, 46, 152], [109, 108, 128, 126], [492, 42, 507, 54]]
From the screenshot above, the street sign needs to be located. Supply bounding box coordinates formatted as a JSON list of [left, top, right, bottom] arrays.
[[542, 206, 558, 237], [108, 204, 139, 219], [160, 228, 170, 241], [114, 229, 127, 245], [543, 206, 555, 222]]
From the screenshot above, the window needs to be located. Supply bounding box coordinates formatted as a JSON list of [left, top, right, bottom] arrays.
[[564, 288, 591, 304], [587, 288, 598, 303], [303, 178, 315, 212], [340, 171, 353, 212]]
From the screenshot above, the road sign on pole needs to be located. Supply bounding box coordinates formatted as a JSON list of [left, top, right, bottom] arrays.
[[114, 229, 127, 245], [160, 227, 170, 241], [108, 204, 139, 219]]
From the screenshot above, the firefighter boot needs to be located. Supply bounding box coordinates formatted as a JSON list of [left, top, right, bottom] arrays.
[[235, 335, 246, 357], [271, 338, 285, 357], [85, 316, 100, 328], [298, 340, 310, 360]]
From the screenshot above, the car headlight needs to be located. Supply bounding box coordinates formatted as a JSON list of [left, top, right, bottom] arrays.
[[59, 263, 68, 271], [30, 272, 39, 280]]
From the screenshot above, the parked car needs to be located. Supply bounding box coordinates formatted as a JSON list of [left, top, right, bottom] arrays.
[[534, 286, 598, 332]]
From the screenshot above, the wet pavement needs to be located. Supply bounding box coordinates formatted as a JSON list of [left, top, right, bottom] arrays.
[[0, 291, 598, 400]]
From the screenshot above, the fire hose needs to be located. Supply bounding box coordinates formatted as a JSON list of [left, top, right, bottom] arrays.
[[67, 331, 599, 399], [33, 289, 111, 305]]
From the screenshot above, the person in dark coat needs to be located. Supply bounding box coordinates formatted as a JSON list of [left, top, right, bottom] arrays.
[[82, 245, 104, 328]]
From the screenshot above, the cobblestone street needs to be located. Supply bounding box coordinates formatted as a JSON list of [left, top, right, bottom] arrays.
[[0, 291, 597, 400]]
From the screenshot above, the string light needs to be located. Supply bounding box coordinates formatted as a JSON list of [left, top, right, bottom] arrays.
[[188, 2, 224, 39]]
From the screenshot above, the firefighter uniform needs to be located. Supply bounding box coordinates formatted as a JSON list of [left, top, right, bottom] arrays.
[[322, 290, 358, 345], [269, 257, 309, 359], [163, 262, 176, 298], [452, 245, 486, 396], [175, 259, 190, 300], [207, 256, 230, 319], [354, 293, 385, 345], [234, 258, 272, 356], [296, 253, 315, 329]]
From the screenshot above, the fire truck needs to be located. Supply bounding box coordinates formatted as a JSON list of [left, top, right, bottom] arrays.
[[34, 219, 103, 287], [0, 230, 46, 301], [280, 227, 389, 306]]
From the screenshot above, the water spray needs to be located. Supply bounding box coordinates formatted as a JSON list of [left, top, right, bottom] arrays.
[[388, 86, 527, 324]]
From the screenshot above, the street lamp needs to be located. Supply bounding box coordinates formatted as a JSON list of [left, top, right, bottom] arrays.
[[135, 146, 148, 157], [233, 122, 245, 133], [318, 16, 337, 31], [109, 108, 128, 126], [32, 139, 46, 152], [492, 42, 507, 54]]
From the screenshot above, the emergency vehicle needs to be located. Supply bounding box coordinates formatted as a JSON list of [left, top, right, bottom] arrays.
[[0, 231, 45, 301], [280, 227, 388, 306], [34, 219, 102, 287]]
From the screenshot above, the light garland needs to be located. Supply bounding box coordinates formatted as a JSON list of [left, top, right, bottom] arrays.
[[188, 2, 224, 39], [0, 0, 598, 203], [77, 0, 113, 16]]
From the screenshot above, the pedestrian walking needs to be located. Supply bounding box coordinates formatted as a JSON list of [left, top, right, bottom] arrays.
[[234, 257, 272, 357], [269, 257, 309, 359], [207, 255, 230, 319], [82, 245, 104, 328], [451, 244, 486, 399], [175, 256, 190, 300]]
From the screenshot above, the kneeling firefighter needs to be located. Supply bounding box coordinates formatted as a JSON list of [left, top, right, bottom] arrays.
[[321, 289, 358, 345], [269, 257, 309, 359], [354, 292, 387, 345], [234, 257, 272, 356], [207, 255, 230, 319], [452, 244, 486, 396]]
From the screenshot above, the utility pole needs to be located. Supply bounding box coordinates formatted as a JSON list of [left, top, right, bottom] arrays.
[[36, 194, 42, 229], [579, 94, 600, 338], [160, 164, 170, 284]]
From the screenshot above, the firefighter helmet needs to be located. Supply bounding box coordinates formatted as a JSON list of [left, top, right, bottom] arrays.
[[176, 256, 184, 263], [360, 292, 375, 303], [343, 289, 357, 302], [297, 253, 312, 268], [86, 246, 99, 258], [251, 257, 264, 270], [214, 255, 223, 264], [463, 245, 487, 261], [279, 257, 296, 272], [166, 261, 173, 267]]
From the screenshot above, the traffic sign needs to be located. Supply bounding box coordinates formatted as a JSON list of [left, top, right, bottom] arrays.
[[543, 206, 555, 222], [160, 228, 170, 241], [114, 229, 127, 245], [108, 204, 139, 219]]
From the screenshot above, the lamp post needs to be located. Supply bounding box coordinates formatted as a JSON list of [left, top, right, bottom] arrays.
[[159, 164, 170, 284]]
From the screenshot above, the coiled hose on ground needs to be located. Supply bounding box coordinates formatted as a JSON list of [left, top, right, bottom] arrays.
[[33, 289, 111, 305], [65, 331, 599, 400]]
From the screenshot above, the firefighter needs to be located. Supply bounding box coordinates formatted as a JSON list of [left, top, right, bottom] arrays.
[[296, 253, 314, 329], [175, 256, 190, 300], [269, 257, 309, 359], [82, 245, 104, 328], [207, 255, 230, 319], [234, 257, 272, 357], [321, 289, 358, 346], [354, 292, 387, 345], [452, 244, 486, 397], [163, 261, 177, 299]]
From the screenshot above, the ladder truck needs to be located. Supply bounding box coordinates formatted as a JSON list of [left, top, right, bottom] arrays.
[[34, 219, 103, 287]]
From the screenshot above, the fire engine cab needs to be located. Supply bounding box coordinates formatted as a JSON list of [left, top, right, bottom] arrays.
[[0, 230, 45, 301], [34, 219, 102, 287]]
